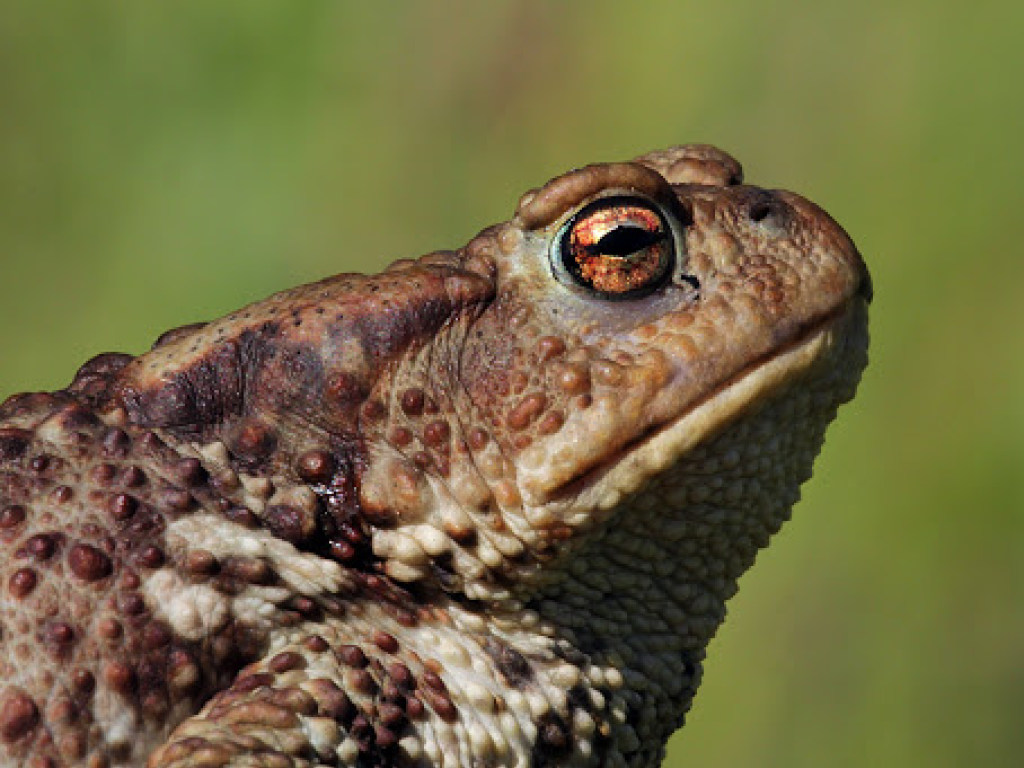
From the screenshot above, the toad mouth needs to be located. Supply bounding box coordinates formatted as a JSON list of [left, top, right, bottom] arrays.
[[539, 295, 869, 513]]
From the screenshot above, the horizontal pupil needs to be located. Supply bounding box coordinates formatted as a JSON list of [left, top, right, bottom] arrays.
[[555, 196, 675, 300], [585, 225, 664, 257]]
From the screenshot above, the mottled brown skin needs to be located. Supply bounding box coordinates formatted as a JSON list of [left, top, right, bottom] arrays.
[[0, 145, 870, 768]]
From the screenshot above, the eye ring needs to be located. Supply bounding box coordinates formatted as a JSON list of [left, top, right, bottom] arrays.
[[553, 195, 676, 300]]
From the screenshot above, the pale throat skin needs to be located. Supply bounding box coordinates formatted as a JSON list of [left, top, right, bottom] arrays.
[[0, 145, 870, 767]]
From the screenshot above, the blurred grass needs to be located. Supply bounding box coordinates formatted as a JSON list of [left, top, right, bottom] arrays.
[[1, 1, 1021, 766]]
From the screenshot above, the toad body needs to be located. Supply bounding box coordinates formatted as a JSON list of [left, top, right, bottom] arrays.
[[0, 145, 870, 767]]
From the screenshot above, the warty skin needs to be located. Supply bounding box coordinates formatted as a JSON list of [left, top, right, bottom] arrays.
[[0, 144, 869, 767]]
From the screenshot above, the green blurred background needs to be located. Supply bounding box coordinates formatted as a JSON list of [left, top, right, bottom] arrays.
[[1, 2, 1021, 766]]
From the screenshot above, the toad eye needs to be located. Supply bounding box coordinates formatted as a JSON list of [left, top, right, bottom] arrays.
[[555, 196, 674, 299]]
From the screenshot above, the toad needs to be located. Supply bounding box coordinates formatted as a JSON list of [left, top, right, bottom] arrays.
[[0, 144, 870, 767]]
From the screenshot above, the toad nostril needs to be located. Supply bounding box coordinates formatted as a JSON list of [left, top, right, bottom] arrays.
[[678, 274, 701, 292], [748, 200, 772, 222]]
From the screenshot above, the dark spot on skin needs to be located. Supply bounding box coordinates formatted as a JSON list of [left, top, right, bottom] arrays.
[[389, 427, 413, 448], [96, 618, 123, 641], [0, 429, 30, 461], [231, 421, 276, 464], [68, 543, 113, 581], [55, 404, 101, 431], [361, 501, 396, 527], [337, 645, 368, 668], [140, 431, 166, 452], [23, 533, 59, 561], [380, 681, 403, 705], [556, 364, 591, 395], [507, 392, 548, 431], [185, 549, 219, 575], [102, 427, 131, 456], [553, 644, 588, 667], [296, 450, 335, 483], [0, 689, 39, 741], [421, 688, 458, 722], [373, 631, 399, 654], [223, 506, 259, 528], [290, 596, 319, 618], [387, 662, 415, 691], [269, 652, 306, 674], [308, 678, 354, 723], [304, 635, 329, 653], [468, 423, 489, 448], [400, 388, 425, 416], [171, 457, 207, 487], [0, 506, 26, 530], [91, 463, 117, 485], [104, 661, 137, 695], [71, 669, 95, 695], [45, 621, 76, 653], [393, 608, 417, 628], [68, 352, 134, 404], [537, 410, 565, 435], [325, 371, 367, 405], [405, 694, 425, 720], [160, 488, 193, 512], [121, 466, 146, 488], [485, 637, 534, 687], [422, 420, 450, 448], [134, 545, 165, 569], [220, 557, 273, 586], [118, 593, 147, 616], [374, 724, 398, 750], [264, 504, 315, 544], [109, 493, 138, 521], [537, 336, 566, 361], [567, 683, 590, 712], [360, 399, 385, 421], [232, 673, 275, 695], [512, 434, 532, 450], [142, 622, 172, 650], [421, 670, 446, 693], [210, 474, 240, 496], [533, 713, 573, 764], [348, 668, 376, 695], [140, 690, 170, 719], [8, 568, 36, 598], [350, 713, 372, 743], [377, 702, 405, 729], [329, 539, 357, 561]]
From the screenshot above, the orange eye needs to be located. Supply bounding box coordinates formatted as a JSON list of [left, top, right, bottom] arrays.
[[557, 197, 674, 299]]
